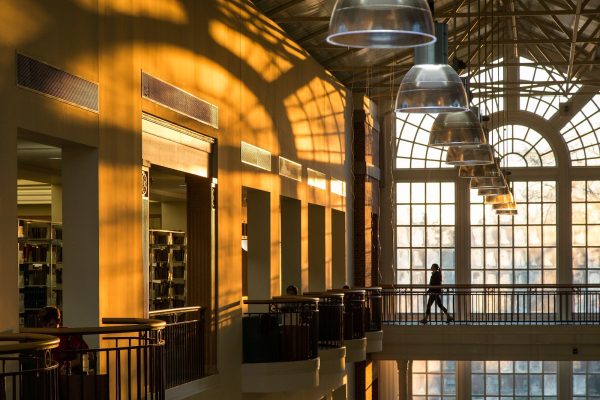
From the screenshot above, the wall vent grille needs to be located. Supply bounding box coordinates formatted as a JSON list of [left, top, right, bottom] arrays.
[[307, 168, 327, 190], [16, 53, 99, 112], [142, 72, 218, 129], [331, 179, 346, 196], [279, 157, 302, 181], [241, 142, 271, 171]]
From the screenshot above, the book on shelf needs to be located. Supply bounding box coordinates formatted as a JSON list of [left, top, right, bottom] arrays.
[[17, 219, 63, 327], [148, 229, 187, 311]]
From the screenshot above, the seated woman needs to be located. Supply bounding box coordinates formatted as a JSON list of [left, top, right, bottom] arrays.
[[38, 306, 90, 374]]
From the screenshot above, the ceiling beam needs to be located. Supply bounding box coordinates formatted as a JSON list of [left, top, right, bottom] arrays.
[[567, 0, 584, 82], [272, 8, 600, 23], [326, 60, 599, 72]]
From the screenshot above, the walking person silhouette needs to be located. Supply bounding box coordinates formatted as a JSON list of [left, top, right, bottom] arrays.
[[420, 263, 454, 324]]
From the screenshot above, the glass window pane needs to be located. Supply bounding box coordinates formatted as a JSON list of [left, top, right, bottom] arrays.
[[573, 203, 587, 224], [441, 227, 455, 247], [397, 205, 412, 225], [427, 182, 440, 203], [441, 205, 455, 225], [413, 205, 426, 225], [427, 227, 441, 247]]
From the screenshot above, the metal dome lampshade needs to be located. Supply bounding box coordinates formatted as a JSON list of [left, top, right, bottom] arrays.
[[446, 144, 494, 166], [458, 163, 501, 178], [484, 192, 514, 205], [395, 65, 469, 113], [493, 202, 518, 211], [470, 176, 506, 189], [327, 0, 436, 48], [478, 186, 510, 196], [428, 111, 486, 146]]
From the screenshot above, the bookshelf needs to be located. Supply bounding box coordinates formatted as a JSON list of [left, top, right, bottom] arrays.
[[18, 219, 63, 327], [149, 229, 187, 310]]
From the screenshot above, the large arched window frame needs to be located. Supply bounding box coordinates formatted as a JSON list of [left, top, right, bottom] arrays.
[[391, 59, 600, 290]]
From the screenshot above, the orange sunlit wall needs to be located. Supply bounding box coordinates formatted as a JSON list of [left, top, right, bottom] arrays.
[[1, 0, 351, 396]]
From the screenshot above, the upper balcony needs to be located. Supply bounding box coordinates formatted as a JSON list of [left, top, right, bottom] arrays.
[[377, 284, 600, 361], [241, 296, 320, 393]]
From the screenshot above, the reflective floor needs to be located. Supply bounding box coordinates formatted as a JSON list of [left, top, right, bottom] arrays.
[[381, 360, 600, 399]]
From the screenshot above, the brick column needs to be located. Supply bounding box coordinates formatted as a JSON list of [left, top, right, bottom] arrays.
[[353, 96, 381, 399]]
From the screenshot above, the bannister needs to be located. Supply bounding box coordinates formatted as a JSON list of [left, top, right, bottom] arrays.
[[1, 333, 60, 400], [149, 306, 206, 389], [243, 297, 319, 363], [357, 287, 383, 332], [304, 292, 344, 349], [22, 318, 166, 399], [382, 284, 600, 325], [329, 289, 366, 340]]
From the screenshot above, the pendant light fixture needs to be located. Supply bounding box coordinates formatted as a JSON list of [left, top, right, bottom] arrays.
[[458, 163, 501, 178], [478, 186, 510, 196], [446, 144, 494, 166], [395, 22, 469, 113], [496, 209, 518, 215], [428, 109, 486, 147], [470, 175, 505, 189], [484, 192, 514, 205], [493, 202, 518, 211], [327, 0, 436, 48]]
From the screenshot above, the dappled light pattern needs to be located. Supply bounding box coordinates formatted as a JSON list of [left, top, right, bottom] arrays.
[[471, 361, 558, 398], [571, 181, 600, 284], [412, 360, 456, 399], [396, 182, 455, 285], [470, 181, 557, 285], [560, 95, 600, 166], [468, 59, 504, 117], [490, 125, 555, 167], [285, 77, 347, 166], [519, 57, 580, 120], [395, 113, 451, 169]]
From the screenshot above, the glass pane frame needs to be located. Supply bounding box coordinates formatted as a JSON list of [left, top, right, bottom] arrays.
[[395, 182, 456, 285]]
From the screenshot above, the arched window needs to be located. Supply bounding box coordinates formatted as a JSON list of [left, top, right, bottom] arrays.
[[469, 59, 504, 116], [560, 94, 600, 166], [519, 57, 580, 120], [395, 113, 451, 169], [490, 125, 556, 167]]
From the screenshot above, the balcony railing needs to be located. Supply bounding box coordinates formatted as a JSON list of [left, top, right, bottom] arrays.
[[382, 284, 600, 325], [1, 333, 60, 400], [22, 318, 166, 399], [149, 306, 206, 389], [330, 289, 366, 340], [361, 287, 383, 332], [304, 292, 344, 349], [243, 297, 319, 363]]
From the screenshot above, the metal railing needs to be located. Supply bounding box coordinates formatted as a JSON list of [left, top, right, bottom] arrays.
[[304, 292, 344, 349], [382, 284, 600, 325], [243, 297, 319, 363], [22, 318, 166, 399], [330, 289, 366, 340], [149, 306, 205, 389], [1, 333, 60, 400], [360, 287, 383, 332]]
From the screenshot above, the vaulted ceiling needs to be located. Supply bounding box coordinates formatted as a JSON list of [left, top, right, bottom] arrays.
[[252, 0, 600, 99]]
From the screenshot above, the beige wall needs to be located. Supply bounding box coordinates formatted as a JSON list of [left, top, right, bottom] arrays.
[[0, 0, 351, 397]]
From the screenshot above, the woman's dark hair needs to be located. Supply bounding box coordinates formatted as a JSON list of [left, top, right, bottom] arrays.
[[432, 263, 440, 270], [285, 285, 299, 295], [38, 306, 61, 326]]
